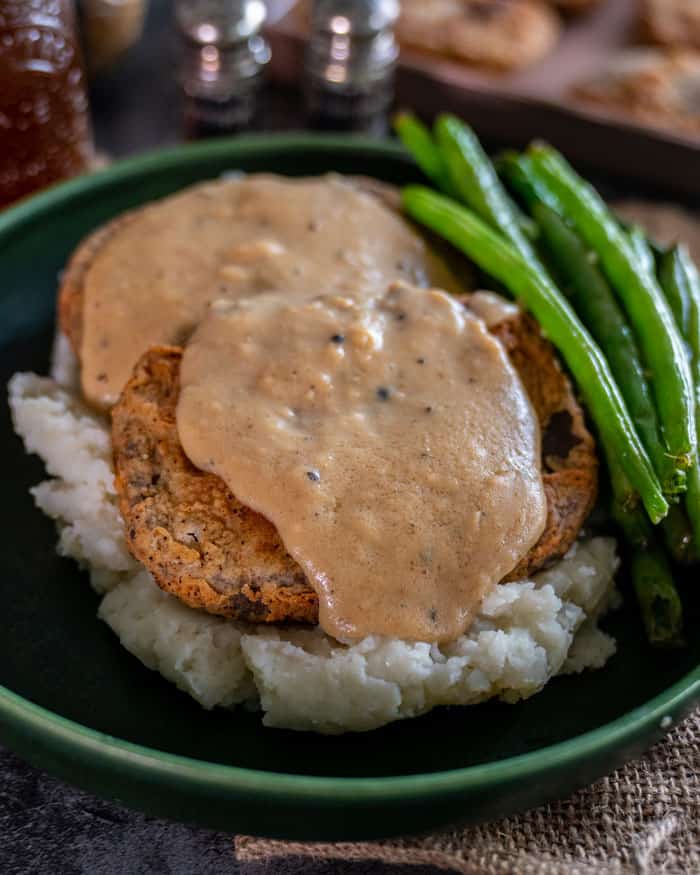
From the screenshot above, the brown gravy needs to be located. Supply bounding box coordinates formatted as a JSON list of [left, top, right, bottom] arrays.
[[177, 283, 547, 642], [80, 175, 464, 408]]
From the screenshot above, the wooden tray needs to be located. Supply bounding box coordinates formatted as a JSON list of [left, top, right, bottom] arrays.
[[266, 0, 700, 198]]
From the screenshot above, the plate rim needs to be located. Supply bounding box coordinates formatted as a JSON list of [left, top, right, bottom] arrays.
[[1, 132, 699, 805], [2, 667, 699, 801]]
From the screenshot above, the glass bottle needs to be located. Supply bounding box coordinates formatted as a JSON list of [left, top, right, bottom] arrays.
[[0, 0, 94, 208]]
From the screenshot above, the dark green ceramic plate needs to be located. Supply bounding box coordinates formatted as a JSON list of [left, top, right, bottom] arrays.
[[0, 135, 698, 841]]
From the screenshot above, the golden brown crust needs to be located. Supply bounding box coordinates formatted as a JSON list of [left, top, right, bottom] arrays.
[[112, 347, 317, 624], [112, 311, 597, 625], [58, 210, 141, 356], [492, 313, 598, 580]]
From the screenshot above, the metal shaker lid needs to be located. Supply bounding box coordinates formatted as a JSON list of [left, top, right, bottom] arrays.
[[176, 0, 266, 47], [309, 0, 399, 38]]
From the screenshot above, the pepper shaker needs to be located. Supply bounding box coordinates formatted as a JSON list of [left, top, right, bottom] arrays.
[[176, 0, 270, 137], [304, 0, 399, 135]]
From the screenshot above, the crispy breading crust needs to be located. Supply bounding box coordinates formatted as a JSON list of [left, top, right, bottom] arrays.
[[58, 211, 140, 357], [492, 313, 598, 580], [112, 347, 317, 624], [111, 312, 597, 625]]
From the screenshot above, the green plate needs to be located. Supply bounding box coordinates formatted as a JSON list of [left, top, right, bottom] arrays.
[[0, 135, 698, 841]]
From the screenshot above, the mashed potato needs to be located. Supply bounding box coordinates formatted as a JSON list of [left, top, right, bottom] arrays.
[[8, 349, 619, 734]]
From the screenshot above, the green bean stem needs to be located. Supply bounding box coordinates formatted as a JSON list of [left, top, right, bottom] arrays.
[[402, 185, 668, 523], [528, 146, 696, 470]]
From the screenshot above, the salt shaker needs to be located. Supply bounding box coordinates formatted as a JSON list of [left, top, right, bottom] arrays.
[[176, 0, 270, 136], [304, 0, 399, 135]]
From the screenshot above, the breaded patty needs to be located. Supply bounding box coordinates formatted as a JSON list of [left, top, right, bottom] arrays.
[[58, 176, 469, 409], [112, 347, 315, 624], [111, 310, 597, 625]]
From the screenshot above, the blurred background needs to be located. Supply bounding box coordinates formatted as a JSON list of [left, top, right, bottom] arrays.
[[1, 0, 698, 208]]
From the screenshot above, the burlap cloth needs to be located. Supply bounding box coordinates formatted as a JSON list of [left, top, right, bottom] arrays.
[[235, 707, 699, 875]]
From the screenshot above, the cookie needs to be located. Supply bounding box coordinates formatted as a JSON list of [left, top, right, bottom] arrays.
[[572, 49, 700, 137], [640, 0, 700, 51], [397, 0, 561, 71]]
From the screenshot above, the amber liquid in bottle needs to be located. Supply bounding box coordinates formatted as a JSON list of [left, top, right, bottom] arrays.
[[0, 0, 93, 208]]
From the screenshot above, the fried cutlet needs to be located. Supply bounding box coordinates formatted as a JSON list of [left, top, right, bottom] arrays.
[[111, 309, 598, 626], [58, 176, 469, 410]]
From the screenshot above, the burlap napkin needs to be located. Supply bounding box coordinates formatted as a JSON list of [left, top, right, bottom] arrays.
[[235, 707, 699, 875]]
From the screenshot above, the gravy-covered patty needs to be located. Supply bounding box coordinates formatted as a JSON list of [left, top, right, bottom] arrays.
[[60, 175, 467, 409], [176, 284, 547, 642], [112, 299, 597, 629]]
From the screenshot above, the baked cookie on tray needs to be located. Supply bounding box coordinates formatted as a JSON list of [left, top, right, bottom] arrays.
[[571, 49, 700, 138], [640, 0, 700, 52], [397, 0, 561, 71]]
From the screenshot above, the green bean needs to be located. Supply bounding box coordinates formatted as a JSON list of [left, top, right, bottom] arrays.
[[672, 245, 700, 548], [393, 112, 451, 193], [528, 145, 696, 470], [402, 185, 668, 523], [659, 246, 692, 353], [685, 465, 700, 552], [608, 447, 685, 644], [609, 461, 649, 548], [627, 225, 656, 280], [434, 115, 537, 260], [531, 200, 685, 497], [662, 503, 696, 565], [497, 151, 562, 214], [629, 539, 684, 647], [497, 152, 684, 497], [609, 453, 684, 645]]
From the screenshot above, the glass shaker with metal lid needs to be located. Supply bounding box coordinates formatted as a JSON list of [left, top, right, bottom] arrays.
[[304, 0, 399, 135], [176, 0, 270, 136]]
